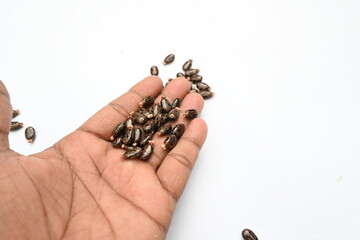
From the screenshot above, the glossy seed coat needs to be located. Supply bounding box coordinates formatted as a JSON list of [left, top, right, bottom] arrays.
[[110, 122, 126, 140], [12, 109, 20, 119], [25, 126, 36, 143], [200, 90, 214, 99], [143, 119, 156, 133], [176, 72, 185, 78], [10, 121, 23, 131], [190, 74, 202, 82], [172, 123, 185, 138], [122, 147, 143, 159], [122, 128, 134, 146], [126, 118, 134, 129], [139, 96, 155, 108], [184, 109, 198, 120], [151, 104, 161, 116], [185, 68, 200, 77], [150, 65, 159, 76], [112, 137, 123, 148], [182, 59, 193, 71], [167, 108, 180, 121], [157, 123, 172, 136], [171, 98, 181, 108], [196, 82, 210, 90], [163, 54, 175, 65], [139, 133, 154, 147], [242, 229, 258, 240], [140, 143, 153, 160], [132, 127, 143, 146], [160, 97, 172, 113], [132, 112, 147, 125], [162, 134, 178, 150]]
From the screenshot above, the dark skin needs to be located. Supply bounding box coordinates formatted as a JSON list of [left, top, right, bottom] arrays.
[[0, 76, 207, 240]]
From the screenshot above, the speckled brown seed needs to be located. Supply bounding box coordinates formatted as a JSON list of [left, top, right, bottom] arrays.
[[122, 147, 143, 159], [190, 74, 202, 82], [122, 128, 134, 146], [143, 119, 156, 133], [196, 82, 211, 91], [139, 96, 155, 108], [167, 108, 180, 121], [182, 59, 193, 71], [176, 72, 185, 78], [161, 134, 178, 150], [126, 118, 134, 129], [139, 133, 154, 147], [157, 123, 172, 136], [140, 143, 153, 160], [10, 121, 23, 131], [184, 109, 198, 120], [199, 90, 214, 99], [185, 68, 200, 77], [242, 229, 258, 240], [160, 97, 172, 113], [171, 98, 181, 108], [132, 127, 143, 146], [163, 54, 175, 65], [132, 112, 147, 125], [172, 123, 185, 138], [150, 65, 159, 76], [110, 122, 126, 140], [112, 137, 123, 148], [12, 109, 20, 119], [25, 126, 36, 143], [151, 104, 161, 117]]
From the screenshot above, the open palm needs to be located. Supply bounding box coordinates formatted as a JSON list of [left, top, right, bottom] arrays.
[[0, 76, 207, 240]]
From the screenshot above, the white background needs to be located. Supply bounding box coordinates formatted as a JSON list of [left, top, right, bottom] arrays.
[[1, 0, 360, 239]]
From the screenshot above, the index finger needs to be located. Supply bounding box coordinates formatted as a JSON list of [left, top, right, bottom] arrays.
[[79, 76, 163, 140]]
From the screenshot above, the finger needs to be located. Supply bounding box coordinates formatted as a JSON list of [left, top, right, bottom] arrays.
[[153, 77, 190, 105], [147, 92, 204, 170], [156, 118, 208, 202], [0, 80, 12, 151], [79, 76, 163, 140]]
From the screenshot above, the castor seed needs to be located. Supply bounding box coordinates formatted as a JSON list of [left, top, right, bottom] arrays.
[[199, 90, 214, 99], [163, 54, 175, 65], [126, 118, 134, 129], [12, 109, 20, 119], [176, 72, 185, 78], [110, 122, 126, 140], [184, 109, 198, 120], [132, 112, 147, 125], [25, 126, 36, 143], [172, 123, 185, 138], [160, 97, 172, 113], [10, 121, 23, 131], [185, 68, 200, 77], [122, 147, 143, 159], [139, 96, 155, 108], [143, 119, 156, 133], [182, 59, 193, 71], [132, 127, 143, 146], [161, 134, 178, 150], [171, 98, 181, 108], [157, 123, 173, 136], [112, 137, 123, 148], [242, 229, 258, 240], [196, 82, 211, 91], [168, 108, 180, 121], [139, 133, 154, 147], [150, 65, 159, 76], [122, 128, 134, 146], [140, 143, 153, 160], [190, 74, 202, 82], [151, 104, 161, 116]]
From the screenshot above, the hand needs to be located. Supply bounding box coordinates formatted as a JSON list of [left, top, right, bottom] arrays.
[[0, 76, 207, 240]]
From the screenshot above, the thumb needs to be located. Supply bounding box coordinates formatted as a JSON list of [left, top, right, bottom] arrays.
[[0, 80, 12, 151]]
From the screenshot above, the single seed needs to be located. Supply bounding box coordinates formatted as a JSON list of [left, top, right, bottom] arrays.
[[25, 126, 36, 143], [242, 229, 258, 240], [122, 128, 134, 146], [140, 143, 153, 160], [132, 112, 147, 125], [112, 137, 123, 148], [122, 147, 143, 159], [184, 109, 198, 120], [139, 133, 154, 147], [150, 65, 159, 76], [160, 97, 172, 113], [151, 104, 161, 117], [171, 98, 181, 108], [139, 96, 155, 108], [176, 72, 185, 78], [161, 134, 178, 150], [122, 145, 137, 150], [197, 82, 211, 91], [167, 107, 180, 121], [185, 68, 200, 77], [10, 121, 23, 131], [199, 90, 214, 99], [132, 127, 143, 146], [190, 74, 203, 82], [154, 113, 168, 130], [163, 54, 175, 65], [143, 119, 156, 133], [157, 123, 173, 136], [182, 59, 193, 71], [172, 123, 185, 138], [12, 109, 20, 119], [126, 118, 134, 129], [191, 83, 199, 92], [110, 122, 126, 140]]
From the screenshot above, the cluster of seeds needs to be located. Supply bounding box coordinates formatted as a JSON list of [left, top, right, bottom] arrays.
[[110, 96, 197, 160], [151, 54, 214, 99], [10, 109, 36, 143]]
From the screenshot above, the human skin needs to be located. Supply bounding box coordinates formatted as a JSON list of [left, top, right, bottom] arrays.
[[0, 76, 207, 240]]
